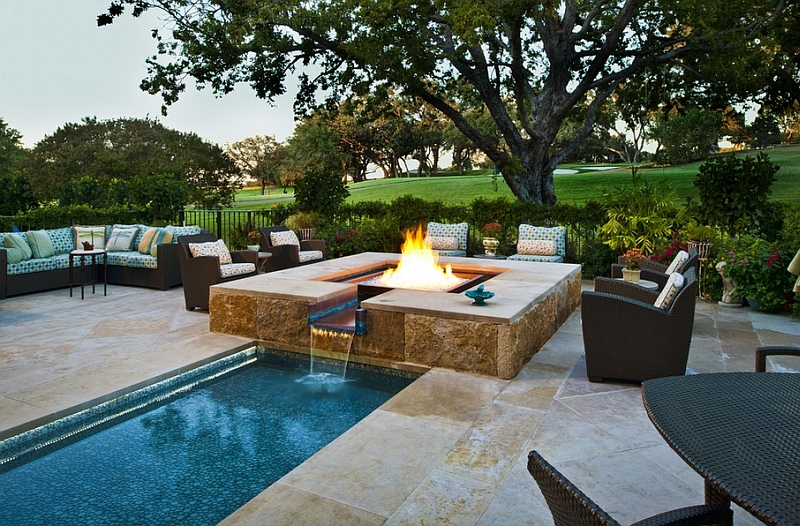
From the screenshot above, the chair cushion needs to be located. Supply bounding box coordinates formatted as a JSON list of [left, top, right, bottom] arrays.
[[74, 226, 106, 250], [107, 227, 140, 252], [3, 233, 32, 260], [428, 236, 458, 251], [26, 230, 55, 258], [517, 225, 566, 258], [270, 230, 300, 247], [220, 263, 256, 278], [46, 227, 76, 255], [189, 239, 232, 265], [138, 227, 174, 256], [518, 239, 556, 256], [654, 272, 685, 310], [426, 222, 468, 250], [665, 250, 689, 274], [298, 250, 324, 263]]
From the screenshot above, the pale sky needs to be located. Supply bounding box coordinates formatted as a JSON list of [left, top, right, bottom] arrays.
[[0, 0, 299, 148]]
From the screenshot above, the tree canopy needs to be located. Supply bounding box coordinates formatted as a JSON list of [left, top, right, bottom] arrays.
[[100, 0, 794, 204], [25, 117, 242, 208], [0, 118, 36, 215]]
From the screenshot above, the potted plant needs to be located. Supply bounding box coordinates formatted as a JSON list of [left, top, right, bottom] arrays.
[[286, 211, 321, 241], [246, 230, 261, 251], [721, 237, 795, 312], [482, 222, 502, 256], [622, 247, 646, 283], [684, 222, 717, 260]]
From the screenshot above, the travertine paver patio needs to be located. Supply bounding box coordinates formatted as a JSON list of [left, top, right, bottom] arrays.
[[0, 282, 798, 525]]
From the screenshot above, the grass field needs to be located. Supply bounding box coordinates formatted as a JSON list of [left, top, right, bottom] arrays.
[[233, 145, 800, 208]]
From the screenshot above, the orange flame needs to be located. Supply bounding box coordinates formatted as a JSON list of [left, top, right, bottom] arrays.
[[378, 226, 463, 291]]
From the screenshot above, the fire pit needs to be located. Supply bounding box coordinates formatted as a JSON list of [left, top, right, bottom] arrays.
[[207, 252, 582, 379]]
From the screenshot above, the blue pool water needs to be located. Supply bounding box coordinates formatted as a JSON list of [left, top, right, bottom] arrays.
[[0, 349, 416, 526]]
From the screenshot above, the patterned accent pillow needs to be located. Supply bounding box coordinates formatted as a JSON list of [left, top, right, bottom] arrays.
[[518, 239, 557, 256], [426, 222, 468, 250], [428, 236, 458, 251], [189, 239, 232, 265], [270, 230, 300, 247], [138, 227, 174, 256], [106, 227, 140, 252], [3, 233, 32, 260], [74, 226, 107, 250], [26, 230, 55, 258], [665, 250, 689, 274], [654, 272, 685, 310]]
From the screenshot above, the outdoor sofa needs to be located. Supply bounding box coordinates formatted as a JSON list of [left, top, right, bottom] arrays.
[[0, 224, 202, 299]]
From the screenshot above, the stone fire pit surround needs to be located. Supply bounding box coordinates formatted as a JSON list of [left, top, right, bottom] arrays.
[[208, 252, 581, 379]]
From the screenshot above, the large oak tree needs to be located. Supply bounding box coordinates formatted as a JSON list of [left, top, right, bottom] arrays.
[[100, 0, 790, 204]]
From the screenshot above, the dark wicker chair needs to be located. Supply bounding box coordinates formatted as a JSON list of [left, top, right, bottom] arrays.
[[258, 226, 326, 272], [177, 233, 258, 311], [527, 450, 733, 526], [756, 345, 800, 372], [611, 247, 698, 291], [582, 267, 697, 383]]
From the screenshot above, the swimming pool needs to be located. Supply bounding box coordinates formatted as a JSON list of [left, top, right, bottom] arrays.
[[0, 347, 418, 526]]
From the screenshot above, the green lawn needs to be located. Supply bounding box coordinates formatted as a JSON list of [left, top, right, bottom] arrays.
[[232, 145, 800, 208]]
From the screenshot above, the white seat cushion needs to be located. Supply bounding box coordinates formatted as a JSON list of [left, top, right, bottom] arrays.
[[654, 272, 685, 310], [299, 250, 324, 263], [220, 263, 255, 278]]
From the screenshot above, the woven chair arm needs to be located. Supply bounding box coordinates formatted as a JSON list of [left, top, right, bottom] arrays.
[[231, 250, 258, 265], [640, 259, 669, 273], [185, 255, 222, 279], [582, 291, 672, 322], [301, 239, 327, 256], [594, 277, 660, 304], [755, 345, 800, 372], [610, 263, 624, 278], [629, 504, 732, 526]]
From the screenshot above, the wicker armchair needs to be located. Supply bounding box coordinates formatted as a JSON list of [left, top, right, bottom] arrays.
[[258, 226, 326, 272], [177, 233, 258, 311], [756, 346, 800, 372], [527, 450, 733, 526], [582, 267, 697, 383], [611, 247, 698, 291]]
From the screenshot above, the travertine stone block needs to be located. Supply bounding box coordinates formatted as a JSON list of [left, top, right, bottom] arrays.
[[209, 291, 258, 338], [353, 310, 405, 361], [405, 314, 498, 376], [256, 297, 310, 348]]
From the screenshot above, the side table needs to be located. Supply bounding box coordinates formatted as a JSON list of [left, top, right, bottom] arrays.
[[615, 277, 658, 290], [257, 251, 272, 273], [473, 254, 507, 260], [69, 249, 108, 299]]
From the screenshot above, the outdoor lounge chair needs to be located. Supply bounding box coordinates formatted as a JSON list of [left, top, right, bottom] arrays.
[[582, 267, 697, 383], [258, 226, 326, 272], [756, 345, 800, 372], [177, 232, 258, 311], [425, 221, 468, 257], [611, 247, 698, 291], [527, 450, 733, 526]]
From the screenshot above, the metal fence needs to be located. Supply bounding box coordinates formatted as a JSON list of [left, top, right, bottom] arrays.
[[179, 209, 279, 247]]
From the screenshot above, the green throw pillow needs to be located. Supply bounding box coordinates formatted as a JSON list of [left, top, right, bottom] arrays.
[[4, 247, 25, 264], [3, 233, 32, 260], [26, 230, 55, 258]]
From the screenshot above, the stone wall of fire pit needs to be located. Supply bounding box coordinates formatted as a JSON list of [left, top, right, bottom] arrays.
[[208, 253, 581, 379]]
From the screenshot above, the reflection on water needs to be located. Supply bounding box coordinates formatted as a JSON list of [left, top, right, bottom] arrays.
[[0, 362, 410, 526]]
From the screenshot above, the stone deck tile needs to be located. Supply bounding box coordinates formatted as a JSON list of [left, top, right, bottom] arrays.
[[0, 280, 798, 526]]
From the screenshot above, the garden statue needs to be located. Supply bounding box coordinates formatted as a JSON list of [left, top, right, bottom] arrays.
[[716, 261, 742, 307]]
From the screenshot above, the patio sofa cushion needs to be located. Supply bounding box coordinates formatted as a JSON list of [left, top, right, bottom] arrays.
[[74, 226, 107, 250], [299, 250, 324, 263], [6, 254, 73, 275], [27, 230, 55, 259], [4, 233, 32, 260], [47, 227, 75, 255], [138, 227, 174, 256], [105, 251, 159, 269], [107, 227, 140, 251]]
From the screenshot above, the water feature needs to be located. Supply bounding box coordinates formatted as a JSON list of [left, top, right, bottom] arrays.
[[0, 348, 418, 526]]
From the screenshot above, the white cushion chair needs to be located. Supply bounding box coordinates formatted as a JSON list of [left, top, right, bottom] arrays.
[[425, 222, 468, 257], [507, 225, 566, 263], [259, 226, 326, 272]]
